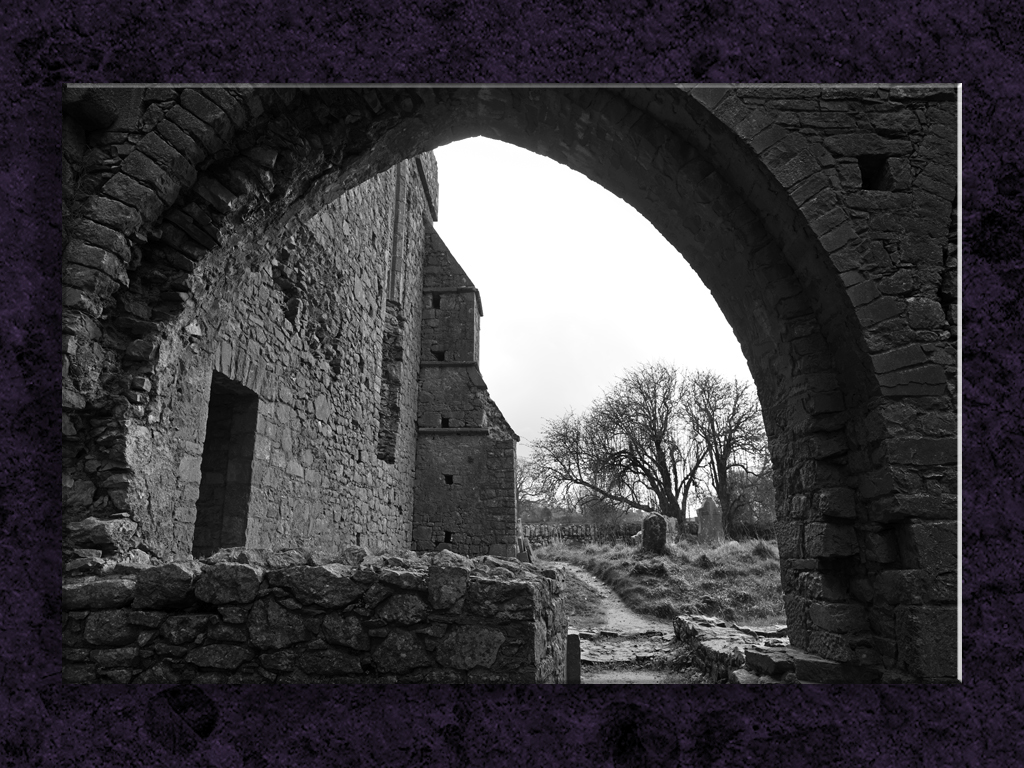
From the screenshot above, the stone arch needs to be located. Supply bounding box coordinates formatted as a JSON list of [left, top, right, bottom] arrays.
[[61, 85, 958, 681]]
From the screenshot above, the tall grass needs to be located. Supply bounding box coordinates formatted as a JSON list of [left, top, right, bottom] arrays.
[[535, 537, 784, 625]]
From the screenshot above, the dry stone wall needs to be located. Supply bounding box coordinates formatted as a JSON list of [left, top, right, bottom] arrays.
[[61, 547, 566, 684], [523, 522, 643, 548]]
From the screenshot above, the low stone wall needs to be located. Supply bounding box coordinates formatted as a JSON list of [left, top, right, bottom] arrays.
[[523, 522, 641, 548], [62, 547, 566, 684]]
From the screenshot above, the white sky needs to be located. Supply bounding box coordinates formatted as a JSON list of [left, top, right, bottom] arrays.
[[432, 137, 754, 458]]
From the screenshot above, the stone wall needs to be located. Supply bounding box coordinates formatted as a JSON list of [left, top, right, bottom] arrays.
[[62, 143, 438, 561], [523, 522, 643, 548], [61, 547, 566, 684], [412, 226, 520, 558]]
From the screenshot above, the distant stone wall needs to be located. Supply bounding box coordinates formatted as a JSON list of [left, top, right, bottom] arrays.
[[523, 523, 642, 548], [61, 548, 566, 684]]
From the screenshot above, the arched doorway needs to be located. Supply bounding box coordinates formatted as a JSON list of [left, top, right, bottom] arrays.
[[61, 85, 958, 681]]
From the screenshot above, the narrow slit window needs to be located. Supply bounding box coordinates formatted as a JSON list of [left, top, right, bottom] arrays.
[[444, 531, 453, 543], [432, 293, 442, 309], [441, 417, 450, 428]]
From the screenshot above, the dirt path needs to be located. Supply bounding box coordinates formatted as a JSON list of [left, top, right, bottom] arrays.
[[553, 562, 709, 684]]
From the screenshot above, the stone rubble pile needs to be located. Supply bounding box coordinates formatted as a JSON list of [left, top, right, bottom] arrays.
[[673, 614, 886, 683]]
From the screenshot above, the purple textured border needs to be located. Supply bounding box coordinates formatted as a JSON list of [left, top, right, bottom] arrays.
[[5, 1, 1021, 765]]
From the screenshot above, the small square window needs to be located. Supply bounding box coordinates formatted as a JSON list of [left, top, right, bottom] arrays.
[[432, 350, 446, 361], [858, 155, 893, 191], [441, 417, 450, 428], [444, 474, 454, 485]]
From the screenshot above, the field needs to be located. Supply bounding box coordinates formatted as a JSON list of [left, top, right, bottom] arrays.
[[535, 537, 785, 626]]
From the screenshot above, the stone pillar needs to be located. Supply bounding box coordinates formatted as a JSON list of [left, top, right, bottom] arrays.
[[566, 630, 581, 684], [697, 498, 725, 546], [641, 513, 667, 554]]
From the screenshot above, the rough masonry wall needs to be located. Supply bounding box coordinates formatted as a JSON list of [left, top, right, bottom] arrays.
[[61, 548, 566, 684], [63, 142, 436, 561], [684, 87, 959, 681]]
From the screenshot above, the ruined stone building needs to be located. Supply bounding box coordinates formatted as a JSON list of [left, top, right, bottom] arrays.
[[62, 107, 520, 563], [62, 86, 958, 683]]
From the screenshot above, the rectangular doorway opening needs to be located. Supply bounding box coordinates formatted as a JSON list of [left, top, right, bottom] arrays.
[[192, 372, 259, 558]]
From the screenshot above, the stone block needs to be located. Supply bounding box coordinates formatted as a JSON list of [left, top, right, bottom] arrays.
[[185, 644, 254, 670], [247, 597, 307, 650], [372, 629, 431, 674], [791, 647, 882, 683], [268, 564, 366, 607], [375, 594, 429, 624], [744, 646, 796, 677], [774, 521, 803, 559], [895, 605, 958, 679], [566, 630, 581, 684], [888, 436, 957, 466], [641, 513, 667, 554], [436, 625, 506, 670], [133, 561, 203, 609], [84, 610, 139, 646], [804, 522, 858, 558], [808, 601, 869, 634], [161, 614, 216, 644], [427, 564, 469, 610], [298, 650, 362, 677], [322, 614, 370, 650], [195, 562, 265, 604], [817, 487, 856, 518], [898, 521, 958, 572], [63, 576, 136, 610]]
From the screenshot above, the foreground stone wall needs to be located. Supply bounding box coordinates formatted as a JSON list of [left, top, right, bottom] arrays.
[[61, 548, 566, 684]]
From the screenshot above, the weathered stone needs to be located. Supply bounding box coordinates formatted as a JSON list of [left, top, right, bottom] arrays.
[[641, 513, 667, 554], [427, 565, 469, 610], [895, 605, 958, 679], [375, 594, 429, 624], [161, 614, 216, 644], [133, 561, 203, 609], [62, 576, 136, 610], [247, 598, 307, 650], [372, 629, 431, 674], [185, 644, 254, 670], [321, 614, 370, 650], [84, 610, 139, 646], [268, 564, 366, 607], [790, 647, 882, 683], [697, 498, 725, 545], [298, 650, 362, 676], [744, 646, 795, 677], [65, 517, 138, 549], [897, 521, 958, 572], [436, 625, 506, 670], [194, 562, 264, 604], [803, 523, 858, 558], [808, 601, 869, 634]]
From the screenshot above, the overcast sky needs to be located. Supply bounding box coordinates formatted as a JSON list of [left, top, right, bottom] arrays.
[[431, 137, 754, 457]]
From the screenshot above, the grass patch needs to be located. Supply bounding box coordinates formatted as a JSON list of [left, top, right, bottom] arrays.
[[536, 538, 784, 625], [559, 567, 608, 627]]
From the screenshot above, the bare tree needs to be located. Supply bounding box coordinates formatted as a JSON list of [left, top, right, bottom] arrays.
[[532, 363, 706, 526], [681, 370, 768, 539]]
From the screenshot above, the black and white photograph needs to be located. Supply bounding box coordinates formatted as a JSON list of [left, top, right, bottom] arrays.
[[60, 84, 960, 687]]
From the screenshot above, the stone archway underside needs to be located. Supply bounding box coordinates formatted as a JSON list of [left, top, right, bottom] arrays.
[[61, 85, 958, 682]]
